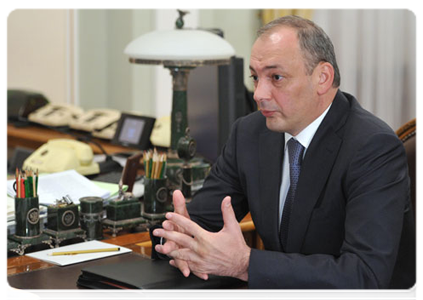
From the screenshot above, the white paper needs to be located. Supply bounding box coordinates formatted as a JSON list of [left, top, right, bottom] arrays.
[[7, 195, 47, 224], [7, 169, 110, 205], [7, 195, 15, 222], [26, 240, 132, 266]]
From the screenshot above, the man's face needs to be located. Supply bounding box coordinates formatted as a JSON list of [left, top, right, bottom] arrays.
[[249, 27, 320, 136]]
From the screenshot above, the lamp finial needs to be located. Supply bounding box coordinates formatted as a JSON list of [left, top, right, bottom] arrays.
[[176, 9, 189, 29]]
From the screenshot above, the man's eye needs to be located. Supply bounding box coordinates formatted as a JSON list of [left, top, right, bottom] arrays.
[[250, 75, 258, 81], [273, 75, 283, 81]]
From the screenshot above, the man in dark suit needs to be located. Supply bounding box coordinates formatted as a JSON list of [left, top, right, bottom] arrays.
[[152, 15, 414, 288]]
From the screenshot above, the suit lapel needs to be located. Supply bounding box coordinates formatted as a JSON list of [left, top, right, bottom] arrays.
[[286, 91, 350, 252], [258, 129, 285, 251]]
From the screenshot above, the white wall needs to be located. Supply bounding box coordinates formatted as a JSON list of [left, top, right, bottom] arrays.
[[7, 9, 72, 104], [7, 9, 416, 131], [7, 9, 259, 116]]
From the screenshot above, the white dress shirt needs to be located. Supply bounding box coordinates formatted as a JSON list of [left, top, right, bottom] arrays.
[[278, 104, 332, 224]]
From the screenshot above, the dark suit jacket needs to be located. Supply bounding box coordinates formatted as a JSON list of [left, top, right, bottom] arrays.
[[187, 90, 415, 289]]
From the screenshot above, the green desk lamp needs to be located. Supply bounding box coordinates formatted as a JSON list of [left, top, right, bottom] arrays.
[[124, 10, 235, 197]]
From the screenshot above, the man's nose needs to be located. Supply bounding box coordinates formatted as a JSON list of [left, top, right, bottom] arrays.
[[253, 80, 271, 103]]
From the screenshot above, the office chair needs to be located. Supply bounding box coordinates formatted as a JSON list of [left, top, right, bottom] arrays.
[[396, 118, 416, 217]]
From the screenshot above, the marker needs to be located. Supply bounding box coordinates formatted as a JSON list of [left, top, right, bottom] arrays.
[[48, 247, 120, 256]]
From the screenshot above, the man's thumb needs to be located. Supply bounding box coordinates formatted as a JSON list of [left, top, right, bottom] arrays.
[[221, 196, 239, 231], [173, 190, 189, 218]]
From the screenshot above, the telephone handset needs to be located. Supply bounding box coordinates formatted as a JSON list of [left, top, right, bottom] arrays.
[[92, 121, 118, 140], [28, 104, 84, 127], [23, 139, 100, 175], [69, 108, 121, 132], [150, 115, 171, 148]]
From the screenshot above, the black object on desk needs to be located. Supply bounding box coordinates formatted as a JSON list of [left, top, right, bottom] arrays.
[[77, 258, 245, 289], [5, 253, 250, 300]]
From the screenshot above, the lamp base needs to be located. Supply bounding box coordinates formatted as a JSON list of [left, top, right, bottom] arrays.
[[165, 155, 210, 193]]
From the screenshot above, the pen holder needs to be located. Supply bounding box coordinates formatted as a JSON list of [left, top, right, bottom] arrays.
[[79, 197, 103, 241], [143, 177, 168, 216], [47, 203, 79, 231], [14, 196, 41, 237]]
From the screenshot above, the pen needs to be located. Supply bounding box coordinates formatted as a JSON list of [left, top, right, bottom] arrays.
[[48, 247, 120, 256]]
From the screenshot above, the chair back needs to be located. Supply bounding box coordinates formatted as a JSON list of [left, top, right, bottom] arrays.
[[396, 117, 420, 253]]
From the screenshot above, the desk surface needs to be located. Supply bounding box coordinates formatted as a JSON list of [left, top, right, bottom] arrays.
[[7, 123, 138, 155], [5, 253, 250, 300], [5, 214, 262, 276], [7, 214, 260, 289]]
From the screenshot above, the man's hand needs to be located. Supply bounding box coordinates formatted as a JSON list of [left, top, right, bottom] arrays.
[[153, 196, 251, 281], [154, 190, 207, 279]]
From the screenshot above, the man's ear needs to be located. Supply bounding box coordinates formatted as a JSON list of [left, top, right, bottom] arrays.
[[315, 62, 335, 95]]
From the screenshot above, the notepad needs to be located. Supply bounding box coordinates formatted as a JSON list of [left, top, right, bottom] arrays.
[[7, 170, 110, 205], [26, 240, 132, 266]]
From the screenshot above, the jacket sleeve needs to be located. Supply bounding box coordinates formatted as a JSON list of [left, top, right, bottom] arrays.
[[187, 116, 250, 232]]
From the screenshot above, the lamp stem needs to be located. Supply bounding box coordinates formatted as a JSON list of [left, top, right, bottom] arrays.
[[168, 67, 192, 151]]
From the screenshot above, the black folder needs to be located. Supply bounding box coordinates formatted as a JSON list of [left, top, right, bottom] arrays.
[[77, 258, 245, 289]]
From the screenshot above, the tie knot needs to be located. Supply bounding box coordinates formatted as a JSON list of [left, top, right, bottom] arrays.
[[287, 138, 305, 166]]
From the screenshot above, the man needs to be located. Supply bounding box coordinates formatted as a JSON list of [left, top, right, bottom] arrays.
[[152, 15, 414, 288]]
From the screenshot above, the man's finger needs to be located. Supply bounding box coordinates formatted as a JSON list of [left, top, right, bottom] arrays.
[[155, 239, 179, 254], [169, 259, 191, 277], [162, 220, 176, 231], [153, 227, 197, 251], [173, 190, 190, 218], [165, 212, 204, 238], [168, 248, 199, 263]]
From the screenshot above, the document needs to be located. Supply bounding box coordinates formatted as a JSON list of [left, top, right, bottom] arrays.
[[26, 240, 132, 266], [7, 169, 110, 205]]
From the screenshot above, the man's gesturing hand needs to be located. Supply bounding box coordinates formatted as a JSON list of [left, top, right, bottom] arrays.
[[153, 196, 251, 281], [154, 190, 194, 278]]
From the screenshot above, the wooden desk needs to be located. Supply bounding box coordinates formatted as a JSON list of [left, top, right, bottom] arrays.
[[5, 253, 252, 300], [7, 214, 262, 279], [5, 215, 261, 300], [7, 123, 138, 155]]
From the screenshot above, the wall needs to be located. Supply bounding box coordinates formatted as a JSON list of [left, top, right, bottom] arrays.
[[7, 9, 416, 131], [7, 9, 71, 104], [198, 9, 261, 91], [77, 9, 155, 115], [7, 9, 261, 115]]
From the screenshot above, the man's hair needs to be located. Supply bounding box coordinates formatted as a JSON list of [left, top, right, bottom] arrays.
[[257, 15, 341, 87]]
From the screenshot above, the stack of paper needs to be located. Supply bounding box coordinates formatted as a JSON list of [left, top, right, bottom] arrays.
[[26, 240, 132, 266], [7, 170, 110, 205]]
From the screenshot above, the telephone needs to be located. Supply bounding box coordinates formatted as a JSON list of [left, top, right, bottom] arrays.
[[92, 121, 118, 140], [28, 104, 84, 127], [7, 89, 49, 122], [150, 115, 171, 148], [69, 108, 121, 132], [23, 139, 100, 175]]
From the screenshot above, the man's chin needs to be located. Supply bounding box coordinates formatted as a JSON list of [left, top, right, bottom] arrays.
[[265, 118, 287, 133]]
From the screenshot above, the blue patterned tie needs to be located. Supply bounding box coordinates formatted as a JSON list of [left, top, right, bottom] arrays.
[[280, 138, 305, 249]]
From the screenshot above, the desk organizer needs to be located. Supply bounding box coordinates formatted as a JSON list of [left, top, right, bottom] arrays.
[[44, 202, 86, 246], [142, 177, 168, 220], [80, 197, 103, 241], [8, 196, 52, 255]]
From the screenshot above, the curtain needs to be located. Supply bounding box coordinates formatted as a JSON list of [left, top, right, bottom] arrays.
[[312, 9, 416, 131], [261, 9, 313, 25]]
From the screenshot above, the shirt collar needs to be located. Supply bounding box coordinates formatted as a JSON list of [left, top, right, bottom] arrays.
[[284, 103, 332, 152]]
